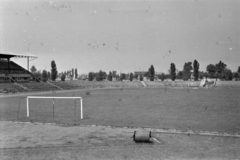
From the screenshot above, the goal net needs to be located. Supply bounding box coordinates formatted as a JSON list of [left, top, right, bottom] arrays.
[[26, 96, 83, 121]]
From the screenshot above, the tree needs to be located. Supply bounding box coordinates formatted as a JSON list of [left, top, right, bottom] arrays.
[[183, 62, 192, 80], [193, 60, 199, 81], [233, 72, 239, 80], [61, 73, 66, 81], [75, 68, 78, 79], [158, 73, 166, 81], [170, 63, 176, 81], [112, 71, 117, 79], [30, 65, 41, 81], [51, 60, 58, 81], [222, 68, 233, 81], [129, 72, 133, 81], [88, 72, 94, 81], [206, 60, 227, 80], [198, 71, 206, 79], [30, 65, 37, 73], [103, 71, 107, 80], [42, 70, 48, 82], [58, 73, 61, 79], [119, 73, 126, 81], [119, 74, 122, 81], [206, 64, 216, 78], [134, 74, 138, 79], [33, 70, 42, 81], [126, 73, 130, 80], [96, 70, 106, 81], [148, 65, 155, 81], [177, 71, 183, 80], [108, 71, 113, 81], [116, 74, 120, 81], [71, 68, 75, 79], [215, 61, 227, 75], [47, 71, 51, 79], [232, 66, 240, 80], [144, 72, 149, 78]]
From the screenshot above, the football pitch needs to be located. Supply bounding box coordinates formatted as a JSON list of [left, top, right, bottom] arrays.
[[0, 87, 240, 134]]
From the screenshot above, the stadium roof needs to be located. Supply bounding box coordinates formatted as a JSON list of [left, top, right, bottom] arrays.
[[0, 51, 37, 58]]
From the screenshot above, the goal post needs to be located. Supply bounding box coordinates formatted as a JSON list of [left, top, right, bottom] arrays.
[[26, 96, 83, 119]]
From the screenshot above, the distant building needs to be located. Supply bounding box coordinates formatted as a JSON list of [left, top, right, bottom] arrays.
[[79, 74, 88, 80], [134, 71, 159, 81], [134, 71, 148, 76]]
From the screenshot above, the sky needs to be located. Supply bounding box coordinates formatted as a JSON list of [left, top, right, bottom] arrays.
[[0, 0, 239, 74]]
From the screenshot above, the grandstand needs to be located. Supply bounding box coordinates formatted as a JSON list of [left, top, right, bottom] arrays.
[[0, 52, 37, 83]]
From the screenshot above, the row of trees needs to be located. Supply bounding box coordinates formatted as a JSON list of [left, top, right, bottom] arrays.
[[88, 71, 137, 82], [31, 60, 240, 82], [167, 60, 239, 81], [205, 61, 239, 80], [60, 68, 78, 81], [87, 60, 239, 82], [87, 65, 155, 82], [31, 60, 58, 82], [168, 60, 199, 81], [31, 60, 78, 82]]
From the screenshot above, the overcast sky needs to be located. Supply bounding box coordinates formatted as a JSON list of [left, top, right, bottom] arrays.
[[0, 0, 239, 74]]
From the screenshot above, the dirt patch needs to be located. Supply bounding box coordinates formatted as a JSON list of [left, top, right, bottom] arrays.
[[1, 122, 240, 160]]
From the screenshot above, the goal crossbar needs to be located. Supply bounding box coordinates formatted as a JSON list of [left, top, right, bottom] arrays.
[[26, 96, 83, 119]]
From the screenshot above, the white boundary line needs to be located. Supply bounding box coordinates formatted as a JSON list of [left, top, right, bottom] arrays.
[[27, 96, 83, 119], [1, 121, 240, 138]]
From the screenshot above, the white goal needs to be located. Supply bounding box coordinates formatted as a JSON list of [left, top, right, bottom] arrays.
[[26, 96, 83, 119]]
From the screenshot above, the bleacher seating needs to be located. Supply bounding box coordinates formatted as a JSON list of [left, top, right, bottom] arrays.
[[0, 80, 203, 94], [52, 80, 143, 90], [145, 81, 201, 88], [144, 81, 165, 88], [164, 81, 189, 87], [50, 81, 82, 90], [20, 82, 61, 92], [188, 81, 201, 87], [0, 61, 29, 74], [215, 81, 240, 87]]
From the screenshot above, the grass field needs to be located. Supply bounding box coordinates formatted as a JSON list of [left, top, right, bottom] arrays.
[[1, 87, 240, 159], [1, 87, 239, 134]]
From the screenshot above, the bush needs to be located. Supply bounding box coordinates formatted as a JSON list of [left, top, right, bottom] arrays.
[[61, 74, 66, 81], [108, 71, 113, 81], [42, 70, 48, 82], [149, 65, 155, 81], [129, 73, 133, 81], [88, 72, 94, 81]]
